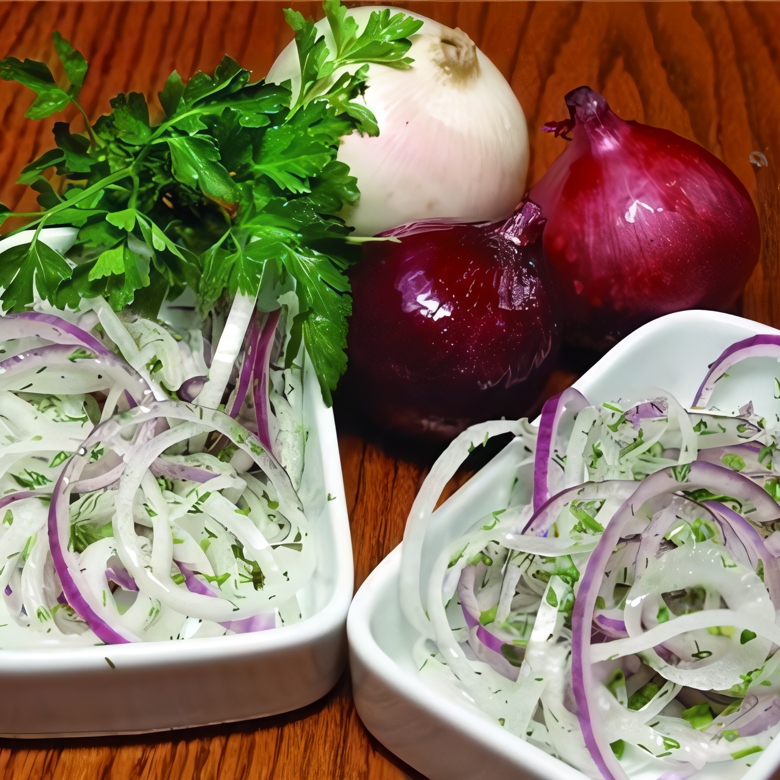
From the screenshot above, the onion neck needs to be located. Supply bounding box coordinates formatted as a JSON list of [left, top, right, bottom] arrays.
[[542, 86, 621, 142], [499, 201, 544, 246], [429, 26, 480, 85], [566, 86, 611, 125]]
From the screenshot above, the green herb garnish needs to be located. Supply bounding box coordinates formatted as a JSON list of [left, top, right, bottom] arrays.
[[0, 1, 423, 404]]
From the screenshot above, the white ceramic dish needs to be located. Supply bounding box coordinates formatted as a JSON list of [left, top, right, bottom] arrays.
[[348, 310, 780, 780], [0, 229, 353, 736]]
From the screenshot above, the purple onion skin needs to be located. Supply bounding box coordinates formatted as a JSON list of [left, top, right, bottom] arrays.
[[529, 86, 761, 351], [345, 207, 561, 440]]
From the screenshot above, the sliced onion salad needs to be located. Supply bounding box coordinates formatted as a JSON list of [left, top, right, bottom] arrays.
[[400, 335, 780, 779], [0, 297, 312, 648]]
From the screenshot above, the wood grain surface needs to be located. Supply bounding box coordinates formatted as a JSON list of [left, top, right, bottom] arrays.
[[0, 2, 779, 778]]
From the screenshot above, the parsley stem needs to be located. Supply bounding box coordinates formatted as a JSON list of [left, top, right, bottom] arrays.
[[70, 97, 100, 149], [10, 167, 134, 235], [32, 216, 47, 243], [128, 107, 223, 170], [5, 212, 55, 218], [146, 103, 244, 147], [290, 53, 356, 114], [128, 172, 141, 211], [291, 74, 335, 114]]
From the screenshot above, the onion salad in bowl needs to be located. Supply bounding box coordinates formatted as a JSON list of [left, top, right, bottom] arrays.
[[399, 333, 780, 780], [0, 276, 313, 647]]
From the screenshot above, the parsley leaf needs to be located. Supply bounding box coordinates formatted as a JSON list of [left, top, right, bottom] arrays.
[[335, 7, 423, 67], [158, 71, 184, 117], [52, 32, 87, 96], [0, 237, 71, 312], [166, 135, 240, 213], [0, 57, 71, 119], [53, 122, 95, 172], [76, 241, 151, 310], [284, 246, 352, 405]]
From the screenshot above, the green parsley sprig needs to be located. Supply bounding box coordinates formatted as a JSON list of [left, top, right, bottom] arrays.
[[0, 0, 423, 404]]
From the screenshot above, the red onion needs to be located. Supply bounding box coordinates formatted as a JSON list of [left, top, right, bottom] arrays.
[[529, 86, 761, 351], [523, 479, 636, 538], [692, 333, 780, 407], [177, 563, 276, 635], [2, 311, 109, 354], [533, 387, 588, 511], [457, 565, 521, 679], [345, 203, 561, 440], [252, 309, 281, 452], [704, 501, 780, 608], [178, 375, 207, 403]]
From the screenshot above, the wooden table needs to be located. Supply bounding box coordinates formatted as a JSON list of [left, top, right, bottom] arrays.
[[1, 2, 779, 778]]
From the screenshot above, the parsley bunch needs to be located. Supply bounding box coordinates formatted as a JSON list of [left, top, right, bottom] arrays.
[[0, 1, 423, 404]]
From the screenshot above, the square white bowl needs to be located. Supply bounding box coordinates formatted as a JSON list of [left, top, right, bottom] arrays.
[[0, 229, 353, 737], [347, 310, 780, 780]]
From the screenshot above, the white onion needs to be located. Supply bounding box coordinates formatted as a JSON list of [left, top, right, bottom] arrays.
[[267, 6, 529, 236]]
